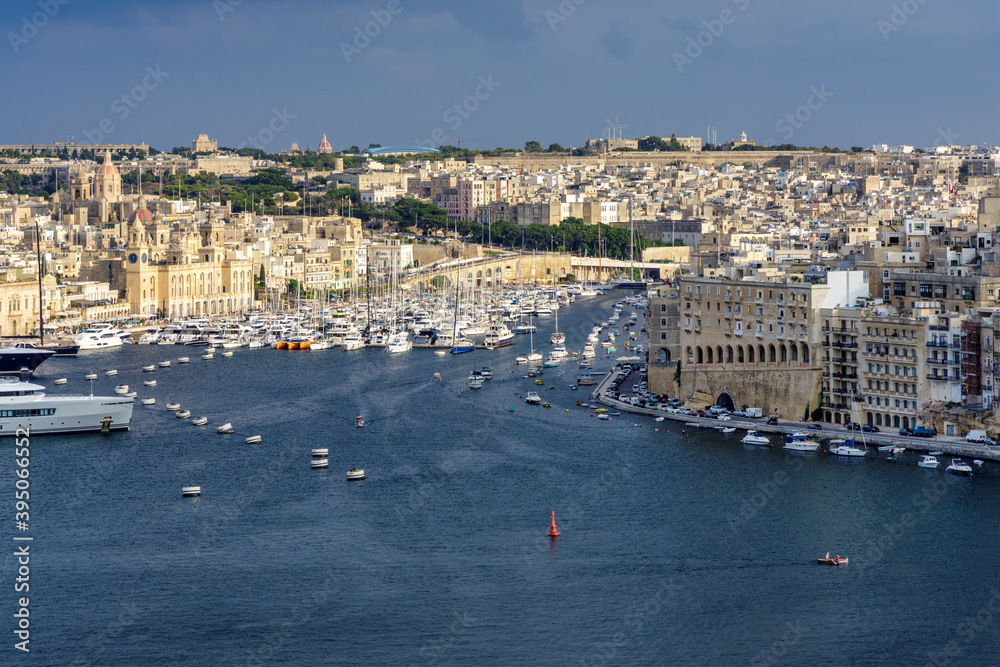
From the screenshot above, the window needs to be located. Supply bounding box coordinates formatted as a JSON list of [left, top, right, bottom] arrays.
[[0, 409, 56, 418]]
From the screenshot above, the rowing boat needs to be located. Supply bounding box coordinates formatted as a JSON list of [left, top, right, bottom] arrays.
[[817, 557, 848, 566]]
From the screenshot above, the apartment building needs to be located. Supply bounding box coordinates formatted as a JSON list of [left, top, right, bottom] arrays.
[[673, 271, 868, 417]]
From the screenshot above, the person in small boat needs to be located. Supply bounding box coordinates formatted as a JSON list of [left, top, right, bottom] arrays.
[[835, 555, 840, 564], [826, 552, 830, 560]]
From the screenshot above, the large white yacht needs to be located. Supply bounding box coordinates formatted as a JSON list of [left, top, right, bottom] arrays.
[[74, 324, 126, 350], [0, 376, 134, 435]]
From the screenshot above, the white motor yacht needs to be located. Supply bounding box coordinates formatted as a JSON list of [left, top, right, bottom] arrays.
[[917, 455, 940, 469], [525, 392, 542, 405], [946, 458, 973, 476], [0, 376, 133, 435], [741, 431, 771, 446], [342, 333, 365, 351], [386, 331, 412, 355], [74, 324, 125, 350], [784, 432, 821, 452]]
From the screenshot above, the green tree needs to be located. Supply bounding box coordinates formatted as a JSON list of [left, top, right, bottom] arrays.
[[524, 140, 543, 152], [547, 143, 565, 153], [638, 136, 669, 151]]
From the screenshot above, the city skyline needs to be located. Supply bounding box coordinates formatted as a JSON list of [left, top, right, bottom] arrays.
[[2, 0, 995, 151]]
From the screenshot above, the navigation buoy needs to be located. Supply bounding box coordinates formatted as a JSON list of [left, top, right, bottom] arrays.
[[548, 511, 560, 538]]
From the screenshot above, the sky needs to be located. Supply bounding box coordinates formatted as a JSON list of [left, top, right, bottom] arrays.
[[1, 0, 997, 152]]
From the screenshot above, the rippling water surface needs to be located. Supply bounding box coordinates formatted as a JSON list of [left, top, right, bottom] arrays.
[[3, 292, 999, 665]]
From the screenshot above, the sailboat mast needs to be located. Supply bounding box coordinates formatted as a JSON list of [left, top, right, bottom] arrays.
[[34, 218, 45, 345]]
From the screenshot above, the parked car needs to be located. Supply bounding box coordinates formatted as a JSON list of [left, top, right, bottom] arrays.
[[847, 423, 862, 431], [806, 424, 823, 430], [861, 425, 880, 433], [898, 428, 913, 436]]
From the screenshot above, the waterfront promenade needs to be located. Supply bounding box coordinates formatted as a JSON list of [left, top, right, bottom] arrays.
[[591, 367, 1000, 462]]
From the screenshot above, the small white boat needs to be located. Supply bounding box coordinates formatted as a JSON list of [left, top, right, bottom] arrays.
[[597, 413, 611, 420], [176, 410, 191, 419], [54, 378, 67, 386], [973, 459, 984, 468], [141, 397, 156, 406], [125, 391, 137, 398], [946, 458, 973, 476], [142, 365, 155, 372], [245, 435, 262, 445], [312, 448, 328, 457], [216, 423, 234, 434], [829, 442, 867, 457], [166, 403, 181, 411], [192, 416, 208, 426], [311, 458, 329, 469], [355, 416, 365, 428], [719, 427, 736, 433], [105, 369, 118, 376], [742, 431, 771, 446], [178, 357, 190, 364], [114, 384, 129, 394], [918, 455, 940, 469], [346, 468, 365, 480], [159, 361, 171, 368], [181, 485, 201, 497], [434, 350, 448, 357], [201, 353, 214, 360], [143, 379, 156, 387], [84, 373, 98, 381], [222, 351, 233, 357], [655, 417, 665, 422], [877, 445, 895, 453], [525, 392, 541, 405], [784, 432, 820, 452]]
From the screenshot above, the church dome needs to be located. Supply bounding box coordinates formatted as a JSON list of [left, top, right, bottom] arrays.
[[318, 133, 333, 154], [129, 196, 153, 223], [97, 151, 119, 176]]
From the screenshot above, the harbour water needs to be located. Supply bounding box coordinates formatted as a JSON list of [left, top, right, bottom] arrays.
[[3, 292, 999, 665]]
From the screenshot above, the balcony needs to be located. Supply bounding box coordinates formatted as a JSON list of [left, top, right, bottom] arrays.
[[833, 341, 858, 348], [926, 341, 950, 348], [926, 374, 951, 382], [925, 358, 949, 366]]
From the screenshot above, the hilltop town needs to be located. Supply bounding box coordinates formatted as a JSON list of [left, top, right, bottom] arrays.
[[3, 133, 999, 436]]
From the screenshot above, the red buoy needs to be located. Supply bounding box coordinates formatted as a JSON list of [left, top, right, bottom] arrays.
[[548, 511, 560, 538]]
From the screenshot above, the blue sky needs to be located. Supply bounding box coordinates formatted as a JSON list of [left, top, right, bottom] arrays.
[[1, 0, 996, 151]]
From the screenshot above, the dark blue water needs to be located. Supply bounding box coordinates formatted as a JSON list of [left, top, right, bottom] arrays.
[[3, 292, 999, 665]]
